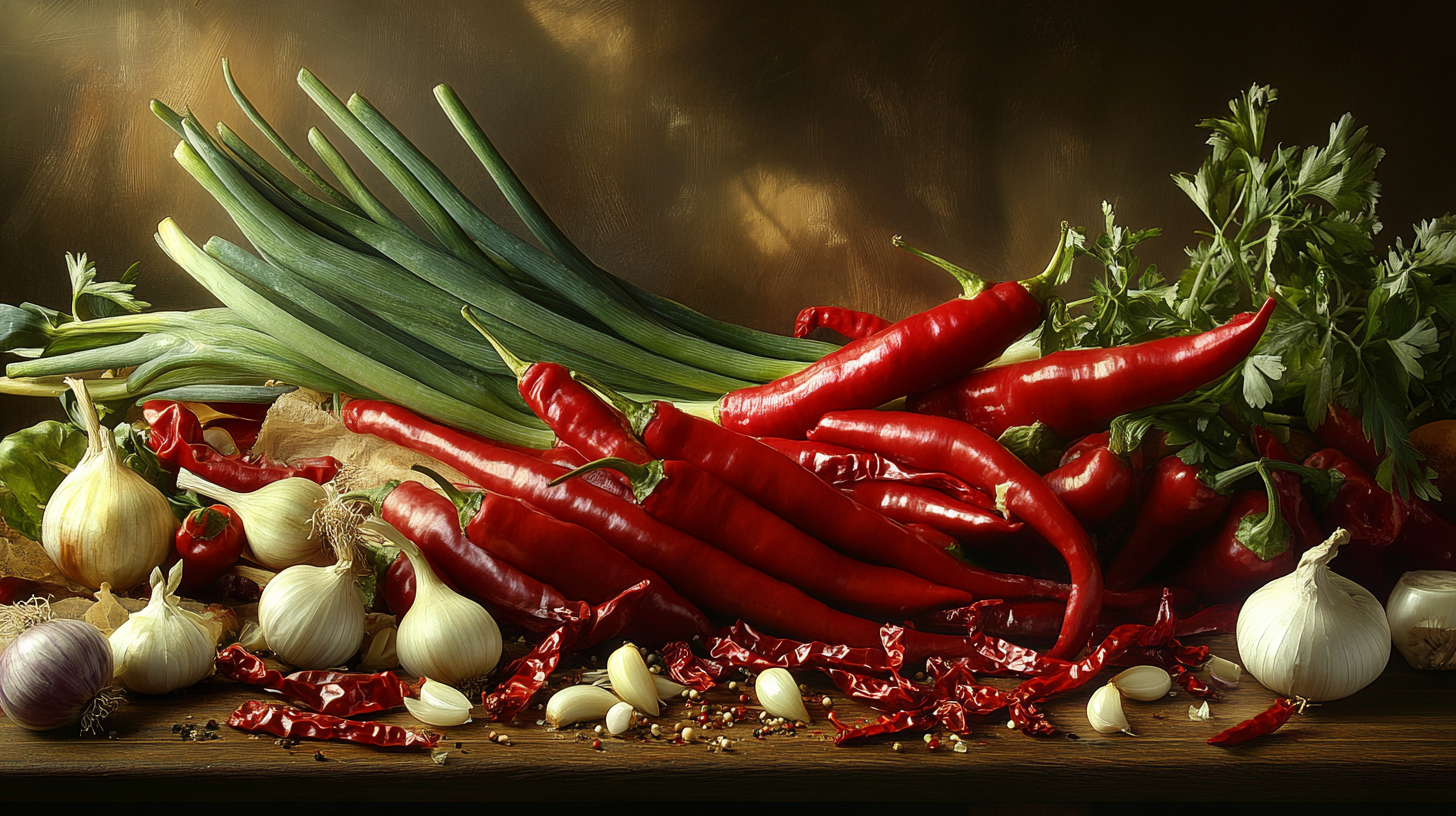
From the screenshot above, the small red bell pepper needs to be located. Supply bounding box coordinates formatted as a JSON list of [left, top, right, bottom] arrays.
[[1302, 448, 1405, 600], [175, 505, 246, 592], [1043, 445, 1137, 532]]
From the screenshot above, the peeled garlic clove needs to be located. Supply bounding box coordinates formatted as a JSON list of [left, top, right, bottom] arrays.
[[1386, 570, 1456, 670], [607, 644, 660, 717], [652, 674, 687, 700], [1086, 683, 1134, 735], [1108, 665, 1172, 701], [755, 667, 811, 724], [405, 678, 473, 727], [545, 684, 622, 728], [1207, 655, 1243, 687], [605, 701, 638, 735], [1188, 701, 1211, 722]]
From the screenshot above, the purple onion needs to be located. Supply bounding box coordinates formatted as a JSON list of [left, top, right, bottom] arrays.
[[0, 618, 116, 731]]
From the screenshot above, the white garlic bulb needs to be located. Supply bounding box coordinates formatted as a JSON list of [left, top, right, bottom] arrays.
[[1236, 529, 1391, 701], [755, 667, 811, 723], [1086, 683, 1133, 735], [607, 644, 659, 716], [258, 556, 365, 669], [175, 470, 325, 570], [42, 378, 175, 590], [109, 562, 216, 694], [1386, 570, 1456, 670]]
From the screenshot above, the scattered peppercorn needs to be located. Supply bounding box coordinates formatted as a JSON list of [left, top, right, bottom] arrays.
[[314, 751, 327, 761]]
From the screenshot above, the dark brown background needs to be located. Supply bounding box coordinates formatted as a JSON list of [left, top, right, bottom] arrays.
[[4, 0, 1455, 433]]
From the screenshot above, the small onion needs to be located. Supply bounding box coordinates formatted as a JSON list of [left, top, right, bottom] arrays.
[[0, 619, 121, 731]]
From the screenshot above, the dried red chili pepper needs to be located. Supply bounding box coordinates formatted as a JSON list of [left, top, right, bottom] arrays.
[[562, 457, 979, 621], [1105, 456, 1230, 592], [808, 410, 1103, 660], [1171, 489, 1295, 603], [758, 437, 989, 506], [145, 400, 340, 491], [1172, 665, 1219, 700], [907, 297, 1275, 439], [175, 505, 245, 592], [839, 481, 1021, 545], [226, 700, 438, 749], [793, 305, 891, 341], [714, 228, 1073, 439], [1207, 697, 1299, 746], [215, 645, 413, 717], [660, 641, 730, 692]]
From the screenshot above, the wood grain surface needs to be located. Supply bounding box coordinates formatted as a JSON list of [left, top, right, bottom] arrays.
[[1, 634, 1452, 802]]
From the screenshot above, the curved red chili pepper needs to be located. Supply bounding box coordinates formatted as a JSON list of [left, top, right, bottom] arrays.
[[343, 401, 986, 664], [758, 437, 990, 506], [1302, 448, 1404, 599], [215, 645, 413, 717], [1313, 402, 1383, 475], [715, 231, 1073, 440], [808, 410, 1103, 660], [145, 400, 339, 490], [176, 505, 246, 592], [1105, 456, 1229, 592], [1170, 490, 1295, 603], [563, 458, 978, 621], [793, 305, 891, 341], [226, 700, 437, 749], [907, 297, 1276, 439], [1043, 446, 1137, 532], [839, 481, 1020, 544]]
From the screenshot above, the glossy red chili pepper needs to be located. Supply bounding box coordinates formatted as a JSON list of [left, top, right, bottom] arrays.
[[1105, 456, 1229, 592], [343, 401, 986, 664], [1313, 402, 1383, 475], [839, 481, 1021, 545], [793, 305, 891, 341], [621, 400, 1081, 607], [226, 700, 438, 749], [1170, 490, 1295, 603], [145, 400, 340, 491], [215, 645, 413, 717], [1207, 697, 1299, 746], [715, 233, 1072, 440], [808, 410, 1103, 660], [1061, 431, 1144, 474], [1043, 446, 1137, 532], [175, 505, 245, 592], [907, 297, 1276, 439], [565, 458, 978, 620], [759, 437, 990, 506], [1302, 448, 1403, 599]]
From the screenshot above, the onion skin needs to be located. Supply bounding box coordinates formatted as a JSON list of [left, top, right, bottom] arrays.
[[0, 619, 115, 731]]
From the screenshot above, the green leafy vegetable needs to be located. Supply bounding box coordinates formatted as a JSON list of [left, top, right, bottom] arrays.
[[0, 421, 89, 541]]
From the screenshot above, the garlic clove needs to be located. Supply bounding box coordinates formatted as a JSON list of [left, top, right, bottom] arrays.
[[544, 684, 623, 728], [1188, 701, 1211, 722], [1386, 570, 1456, 670], [404, 678, 473, 727], [652, 674, 687, 701], [1108, 666, 1172, 702], [607, 644, 660, 717], [605, 701, 638, 735], [1207, 655, 1243, 687], [755, 667, 812, 724], [356, 625, 399, 672], [1086, 683, 1134, 735]]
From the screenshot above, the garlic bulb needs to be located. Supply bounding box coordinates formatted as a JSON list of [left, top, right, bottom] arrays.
[[1108, 666, 1172, 701], [755, 667, 811, 723], [42, 378, 175, 590], [404, 679, 473, 727], [1236, 529, 1391, 701], [605, 701, 638, 735], [1086, 683, 1133, 735], [257, 555, 365, 669], [175, 470, 324, 570], [607, 644, 659, 716], [109, 562, 216, 694], [364, 519, 501, 684], [545, 684, 622, 728], [1386, 570, 1456, 670]]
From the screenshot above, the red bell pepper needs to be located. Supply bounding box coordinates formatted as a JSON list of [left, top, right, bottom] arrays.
[[907, 297, 1276, 439], [175, 505, 246, 592]]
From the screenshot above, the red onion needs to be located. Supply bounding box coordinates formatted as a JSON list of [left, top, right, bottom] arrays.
[[0, 618, 122, 732]]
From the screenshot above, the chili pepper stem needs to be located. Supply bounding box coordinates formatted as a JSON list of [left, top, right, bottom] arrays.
[[461, 305, 531, 380], [1018, 222, 1077, 302], [337, 481, 401, 515], [570, 371, 657, 436], [891, 234, 986, 298], [412, 465, 486, 530], [551, 457, 666, 504], [672, 400, 720, 423]]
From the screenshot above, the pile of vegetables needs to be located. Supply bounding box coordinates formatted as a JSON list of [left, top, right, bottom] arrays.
[[1, 67, 1455, 749]]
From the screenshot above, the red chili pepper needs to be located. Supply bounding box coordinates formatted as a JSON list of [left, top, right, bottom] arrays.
[[343, 401, 988, 665], [758, 437, 991, 506], [561, 458, 978, 621], [1043, 445, 1137, 532], [793, 305, 891, 341], [1170, 490, 1295, 603], [175, 505, 245, 592], [225, 700, 438, 749], [1105, 456, 1229, 592], [1302, 448, 1404, 599], [1252, 428, 1327, 557], [145, 401, 340, 491], [808, 410, 1103, 660], [839, 481, 1021, 545], [1390, 498, 1456, 573], [907, 297, 1276, 439], [1207, 697, 1299, 747], [975, 599, 1140, 649], [215, 645, 413, 717], [714, 230, 1073, 440], [1313, 402, 1383, 475]]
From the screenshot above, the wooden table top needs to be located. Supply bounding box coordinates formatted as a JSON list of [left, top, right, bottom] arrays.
[[2, 634, 1452, 803]]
